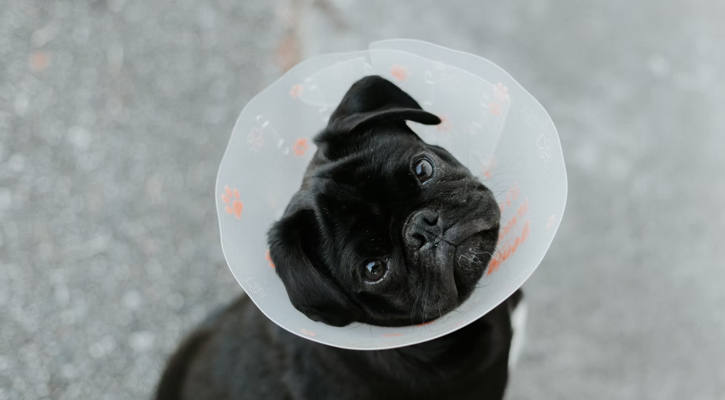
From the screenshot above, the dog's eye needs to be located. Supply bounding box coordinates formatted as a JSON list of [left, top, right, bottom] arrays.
[[363, 259, 387, 282], [413, 158, 434, 183]]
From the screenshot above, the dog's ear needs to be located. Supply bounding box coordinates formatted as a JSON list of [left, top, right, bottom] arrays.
[[323, 75, 441, 135], [267, 193, 362, 327]]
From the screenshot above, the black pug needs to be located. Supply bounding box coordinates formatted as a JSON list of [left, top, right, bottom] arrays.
[[156, 76, 523, 400]]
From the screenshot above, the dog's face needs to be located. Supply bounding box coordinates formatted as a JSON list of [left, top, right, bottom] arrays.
[[268, 76, 500, 327]]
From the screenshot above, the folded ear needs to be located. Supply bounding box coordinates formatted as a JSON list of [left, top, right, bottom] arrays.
[[267, 193, 362, 327], [324, 75, 441, 134]]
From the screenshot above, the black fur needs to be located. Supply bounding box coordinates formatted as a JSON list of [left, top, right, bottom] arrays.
[[270, 76, 501, 327], [156, 76, 519, 400], [155, 292, 522, 400]]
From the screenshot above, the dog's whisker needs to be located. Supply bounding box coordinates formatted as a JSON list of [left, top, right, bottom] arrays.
[[421, 272, 432, 325], [410, 290, 423, 325]]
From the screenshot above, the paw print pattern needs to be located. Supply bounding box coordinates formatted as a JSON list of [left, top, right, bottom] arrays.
[[489, 220, 530, 276], [289, 84, 304, 98], [244, 277, 266, 298], [437, 71, 458, 90], [221, 186, 243, 219], [390, 65, 409, 82], [488, 101, 503, 116], [536, 134, 552, 162], [546, 214, 556, 230], [490, 182, 532, 276], [246, 127, 264, 152], [292, 138, 309, 156], [494, 82, 510, 101]]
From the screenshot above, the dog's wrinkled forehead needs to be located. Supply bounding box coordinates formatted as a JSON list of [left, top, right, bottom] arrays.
[[314, 138, 420, 195]]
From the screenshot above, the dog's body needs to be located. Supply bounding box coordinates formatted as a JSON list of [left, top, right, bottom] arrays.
[[157, 76, 523, 399], [156, 291, 522, 400]]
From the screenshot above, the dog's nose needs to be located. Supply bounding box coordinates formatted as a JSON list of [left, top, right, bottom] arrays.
[[404, 209, 441, 250]]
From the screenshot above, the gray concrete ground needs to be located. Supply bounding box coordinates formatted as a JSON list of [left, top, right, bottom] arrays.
[[1, 1, 724, 399]]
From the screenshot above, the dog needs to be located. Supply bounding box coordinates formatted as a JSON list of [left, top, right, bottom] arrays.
[[155, 76, 524, 400]]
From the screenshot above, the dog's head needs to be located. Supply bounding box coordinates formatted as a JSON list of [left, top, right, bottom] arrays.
[[268, 76, 500, 327]]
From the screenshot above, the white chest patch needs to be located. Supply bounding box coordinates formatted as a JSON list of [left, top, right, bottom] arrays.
[[508, 300, 528, 370]]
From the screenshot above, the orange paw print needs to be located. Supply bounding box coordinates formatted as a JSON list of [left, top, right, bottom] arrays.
[[494, 82, 510, 101], [221, 185, 243, 219], [289, 84, 304, 98], [390, 65, 409, 82], [292, 138, 309, 156], [265, 249, 275, 268], [488, 102, 503, 116]]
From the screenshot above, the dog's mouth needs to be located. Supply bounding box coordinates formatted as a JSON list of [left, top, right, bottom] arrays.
[[452, 224, 498, 285], [374, 210, 500, 327], [452, 226, 499, 266], [442, 219, 499, 246], [408, 223, 499, 324]]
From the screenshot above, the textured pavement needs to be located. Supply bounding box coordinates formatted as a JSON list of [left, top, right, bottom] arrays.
[[1, 1, 724, 399]]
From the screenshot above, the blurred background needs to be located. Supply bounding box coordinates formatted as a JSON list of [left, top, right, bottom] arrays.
[[1, 0, 724, 399]]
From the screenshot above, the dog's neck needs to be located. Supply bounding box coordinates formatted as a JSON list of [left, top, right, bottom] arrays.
[[378, 315, 504, 375], [326, 303, 512, 392], [271, 292, 518, 398]]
